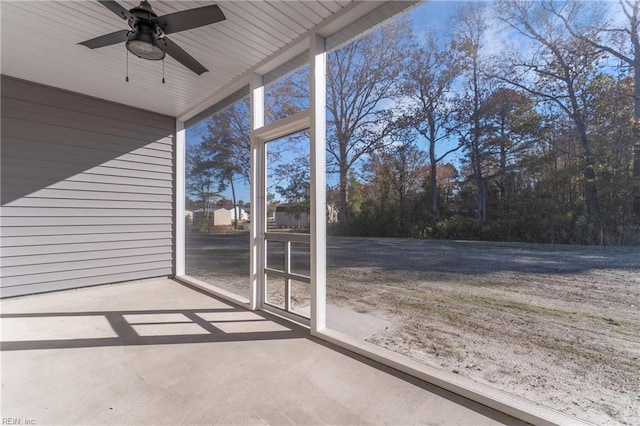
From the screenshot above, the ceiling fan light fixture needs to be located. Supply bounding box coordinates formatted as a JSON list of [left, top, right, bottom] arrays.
[[80, 0, 225, 75], [126, 25, 165, 60]]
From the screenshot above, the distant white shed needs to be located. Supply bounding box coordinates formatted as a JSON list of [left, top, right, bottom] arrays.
[[274, 205, 309, 228]]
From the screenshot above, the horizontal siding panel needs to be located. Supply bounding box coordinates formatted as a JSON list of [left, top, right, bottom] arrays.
[[2, 261, 173, 287], [2, 153, 172, 178], [2, 175, 173, 191], [1, 123, 174, 159], [3, 97, 176, 140], [0, 269, 173, 298], [2, 164, 173, 184], [86, 159, 172, 174], [65, 174, 173, 188], [3, 179, 173, 197], [4, 198, 172, 210], [1, 76, 174, 297], [1, 240, 171, 257], [0, 224, 171, 237], [1, 253, 173, 277], [1, 78, 175, 130], [1, 189, 172, 203], [0, 207, 171, 218], [1, 216, 172, 226], [2, 104, 174, 141], [3, 157, 174, 177], [1, 232, 173, 247], [2, 139, 174, 168], [83, 165, 172, 181], [43, 181, 172, 195], [2, 246, 171, 267], [1, 120, 173, 157], [1, 120, 173, 152]]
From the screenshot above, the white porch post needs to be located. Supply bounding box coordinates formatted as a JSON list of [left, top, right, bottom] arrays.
[[250, 74, 265, 311], [310, 33, 327, 333], [175, 119, 186, 276]]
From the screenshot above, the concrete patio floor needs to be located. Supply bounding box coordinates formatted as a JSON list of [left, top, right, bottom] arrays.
[[1, 279, 525, 425]]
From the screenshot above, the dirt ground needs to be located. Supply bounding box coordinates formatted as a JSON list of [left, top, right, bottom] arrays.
[[186, 232, 640, 425]]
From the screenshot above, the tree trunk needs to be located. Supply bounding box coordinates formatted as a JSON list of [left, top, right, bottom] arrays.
[[429, 124, 439, 220], [499, 143, 507, 205], [475, 161, 487, 222], [335, 117, 350, 225], [579, 130, 601, 226], [429, 153, 438, 219], [230, 178, 238, 229], [338, 156, 350, 225], [633, 57, 640, 223], [472, 55, 486, 222], [567, 80, 601, 226], [498, 116, 508, 210], [399, 189, 405, 233]]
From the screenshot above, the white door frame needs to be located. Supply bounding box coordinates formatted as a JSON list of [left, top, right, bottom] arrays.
[[248, 33, 327, 332]]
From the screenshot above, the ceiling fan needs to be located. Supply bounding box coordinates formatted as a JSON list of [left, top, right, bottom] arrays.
[[79, 0, 226, 76]]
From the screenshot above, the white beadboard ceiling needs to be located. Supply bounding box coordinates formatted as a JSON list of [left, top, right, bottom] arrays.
[[0, 0, 368, 119]]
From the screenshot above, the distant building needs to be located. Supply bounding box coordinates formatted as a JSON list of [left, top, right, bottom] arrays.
[[192, 207, 232, 226], [274, 205, 309, 228], [227, 206, 249, 222]]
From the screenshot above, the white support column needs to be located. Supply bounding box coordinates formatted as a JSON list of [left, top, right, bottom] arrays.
[[250, 74, 265, 311], [175, 119, 186, 276], [309, 33, 327, 333]]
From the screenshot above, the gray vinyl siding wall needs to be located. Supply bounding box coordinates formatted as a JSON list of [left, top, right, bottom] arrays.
[[0, 75, 175, 297]]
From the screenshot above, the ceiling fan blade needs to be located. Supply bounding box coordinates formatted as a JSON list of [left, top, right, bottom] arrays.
[[157, 5, 225, 35], [97, 0, 133, 21], [78, 29, 129, 49], [161, 37, 208, 75]]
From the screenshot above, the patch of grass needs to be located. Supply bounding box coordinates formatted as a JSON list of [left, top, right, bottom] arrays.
[[378, 323, 463, 360], [396, 299, 465, 323], [399, 288, 573, 318], [518, 333, 640, 371], [604, 317, 620, 326], [394, 298, 499, 337]]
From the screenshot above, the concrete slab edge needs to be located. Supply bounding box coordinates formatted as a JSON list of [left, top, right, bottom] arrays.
[[174, 275, 250, 307], [314, 328, 595, 426], [175, 276, 312, 327]]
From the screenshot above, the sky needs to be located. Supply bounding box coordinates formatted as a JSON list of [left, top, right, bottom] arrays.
[[186, 0, 625, 205]]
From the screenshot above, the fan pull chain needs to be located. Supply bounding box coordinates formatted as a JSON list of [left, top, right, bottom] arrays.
[[162, 58, 165, 84], [126, 50, 129, 83]]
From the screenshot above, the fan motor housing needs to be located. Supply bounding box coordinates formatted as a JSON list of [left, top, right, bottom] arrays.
[[126, 22, 165, 60], [130, 1, 157, 19]]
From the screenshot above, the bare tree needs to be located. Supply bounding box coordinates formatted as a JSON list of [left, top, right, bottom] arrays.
[[326, 18, 410, 225], [480, 87, 541, 208], [200, 99, 251, 228], [186, 144, 221, 231], [550, 0, 640, 223], [452, 2, 493, 221], [496, 0, 606, 229], [402, 32, 462, 220]]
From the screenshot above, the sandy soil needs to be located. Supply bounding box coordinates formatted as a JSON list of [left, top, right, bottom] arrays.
[[186, 233, 640, 425]]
